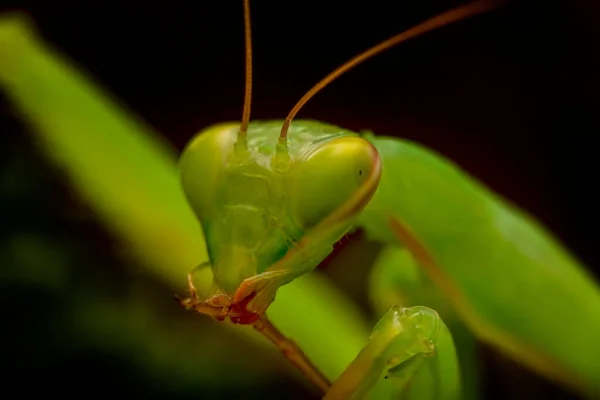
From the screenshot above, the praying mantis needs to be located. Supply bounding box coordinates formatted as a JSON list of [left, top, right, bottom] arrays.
[[175, 0, 600, 398], [1, 0, 599, 399]]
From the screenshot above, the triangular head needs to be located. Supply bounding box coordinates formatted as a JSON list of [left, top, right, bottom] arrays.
[[178, 120, 381, 323], [176, 0, 501, 325]]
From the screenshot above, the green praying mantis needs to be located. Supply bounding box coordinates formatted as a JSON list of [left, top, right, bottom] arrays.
[[1, 0, 599, 398], [174, 0, 600, 398]]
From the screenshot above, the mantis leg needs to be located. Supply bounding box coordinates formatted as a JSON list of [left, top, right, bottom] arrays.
[[326, 305, 460, 400], [183, 261, 211, 302], [233, 268, 312, 316], [176, 262, 231, 317], [233, 245, 333, 315], [253, 315, 331, 393], [368, 246, 480, 400]]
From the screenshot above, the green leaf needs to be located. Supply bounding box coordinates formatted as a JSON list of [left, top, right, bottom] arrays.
[[0, 13, 370, 382]]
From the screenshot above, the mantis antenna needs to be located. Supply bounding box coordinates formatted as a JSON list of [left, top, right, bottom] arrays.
[[237, 0, 253, 147], [278, 0, 503, 142]]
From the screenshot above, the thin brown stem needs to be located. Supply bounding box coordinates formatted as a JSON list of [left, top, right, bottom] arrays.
[[239, 0, 253, 139], [253, 315, 331, 394], [279, 0, 503, 140]]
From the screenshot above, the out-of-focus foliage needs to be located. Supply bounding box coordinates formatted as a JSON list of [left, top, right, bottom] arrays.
[[1, 131, 298, 398], [0, 13, 371, 398]]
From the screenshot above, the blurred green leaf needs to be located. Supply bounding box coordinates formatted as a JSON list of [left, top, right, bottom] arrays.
[[0, 13, 370, 383]]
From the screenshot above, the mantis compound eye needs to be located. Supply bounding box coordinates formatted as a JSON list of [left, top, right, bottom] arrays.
[[290, 136, 381, 230]]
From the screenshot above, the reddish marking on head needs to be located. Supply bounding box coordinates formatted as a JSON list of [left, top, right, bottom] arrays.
[[211, 292, 260, 325], [230, 292, 261, 324]]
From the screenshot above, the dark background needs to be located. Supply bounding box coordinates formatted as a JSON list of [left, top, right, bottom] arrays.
[[1, 0, 599, 398]]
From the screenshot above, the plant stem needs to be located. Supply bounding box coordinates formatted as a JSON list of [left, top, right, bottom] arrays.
[[253, 315, 331, 394]]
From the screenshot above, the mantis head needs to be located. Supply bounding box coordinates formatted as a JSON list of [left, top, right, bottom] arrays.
[[179, 120, 381, 322], [177, 0, 499, 324]]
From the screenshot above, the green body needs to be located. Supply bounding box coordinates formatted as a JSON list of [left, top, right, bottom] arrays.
[[358, 135, 600, 394]]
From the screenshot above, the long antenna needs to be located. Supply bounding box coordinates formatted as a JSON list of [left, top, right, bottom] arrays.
[[238, 0, 253, 143], [279, 0, 502, 141]]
